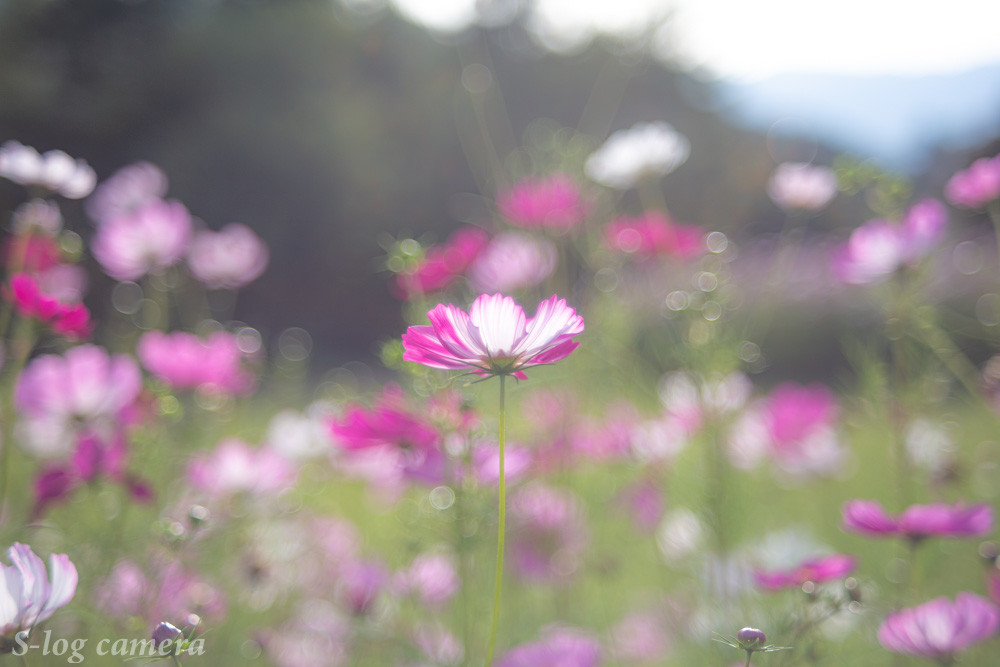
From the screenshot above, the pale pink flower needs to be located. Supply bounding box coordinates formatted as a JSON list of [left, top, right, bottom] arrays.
[[402, 293, 583, 380], [91, 199, 192, 281], [611, 610, 672, 664], [842, 500, 993, 539], [467, 232, 556, 293], [15, 345, 142, 457], [0, 141, 95, 199], [12, 199, 62, 235], [878, 593, 999, 661], [832, 199, 947, 284], [616, 480, 664, 533], [393, 552, 460, 608], [0, 543, 77, 636], [187, 438, 297, 499], [767, 162, 837, 211], [605, 212, 704, 260], [755, 554, 856, 591], [496, 173, 589, 232], [391, 226, 489, 300], [187, 223, 269, 289], [338, 560, 387, 615], [412, 623, 464, 666], [86, 161, 168, 224], [945, 154, 1000, 209], [470, 441, 533, 485], [509, 483, 589, 583], [264, 600, 350, 667], [137, 330, 256, 396], [496, 625, 602, 667], [586, 122, 690, 189], [94, 558, 226, 625]]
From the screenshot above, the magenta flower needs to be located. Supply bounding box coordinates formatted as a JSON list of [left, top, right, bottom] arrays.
[[187, 223, 269, 289], [5, 273, 92, 340], [187, 438, 298, 499], [768, 162, 838, 211], [842, 500, 993, 540], [467, 232, 557, 294], [91, 199, 193, 281], [496, 625, 602, 667], [3, 234, 61, 273], [329, 386, 444, 486], [391, 226, 489, 300], [878, 593, 999, 662], [402, 293, 583, 380], [496, 173, 589, 233], [137, 330, 256, 396], [0, 543, 77, 637], [605, 212, 704, 260], [86, 161, 169, 224], [945, 154, 1000, 209], [755, 554, 856, 591]]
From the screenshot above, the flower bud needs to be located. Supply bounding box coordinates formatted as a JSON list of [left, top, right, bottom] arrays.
[[737, 627, 766, 650], [152, 622, 182, 648]]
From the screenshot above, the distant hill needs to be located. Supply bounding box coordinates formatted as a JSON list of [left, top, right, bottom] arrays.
[[717, 65, 1000, 171]]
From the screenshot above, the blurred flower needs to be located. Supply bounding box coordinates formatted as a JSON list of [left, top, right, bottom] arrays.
[[266, 406, 332, 462], [509, 483, 588, 583], [86, 161, 168, 224], [496, 173, 589, 232], [91, 199, 192, 281], [0, 141, 96, 199], [0, 543, 77, 637], [187, 438, 298, 499], [3, 233, 61, 274], [393, 552, 460, 608], [33, 431, 153, 518], [767, 162, 838, 211], [263, 599, 350, 667], [755, 554, 856, 591], [467, 232, 557, 293], [729, 382, 847, 479], [495, 625, 602, 667], [611, 610, 672, 664], [470, 441, 533, 485], [94, 559, 226, 625], [586, 122, 690, 189], [878, 593, 999, 661], [616, 479, 664, 533], [832, 199, 947, 284], [338, 560, 387, 615], [905, 418, 956, 473], [188, 223, 269, 289], [4, 273, 92, 340], [402, 293, 584, 380], [412, 623, 464, 666], [842, 500, 993, 540], [15, 344, 142, 457], [391, 226, 488, 300], [945, 153, 1000, 209], [138, 330, 256, 396], [11, 199, 62, 236], [329, 386, 443, 487], [656, 508, 705, 563], [605, 212, 704, 260]]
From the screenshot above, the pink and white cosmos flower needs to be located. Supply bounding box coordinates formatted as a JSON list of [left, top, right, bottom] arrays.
[[842, 500, 993, 540], [187, 223, 269, 290], [0, 543, 77, 637], [878, 593, 999, 661], [402, 293, 583, 379]]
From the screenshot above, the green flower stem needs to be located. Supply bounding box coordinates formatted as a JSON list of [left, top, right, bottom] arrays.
[[0, 320, 36, 522], [745, 651, 753, 667], [485, 373, 507, 666]]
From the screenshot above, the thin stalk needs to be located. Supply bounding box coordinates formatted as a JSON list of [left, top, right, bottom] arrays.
[[485, 374, 507, 666], [987, 202, 1000, 279], [0, 320, 35, 519], [744, 651, 753, 667]]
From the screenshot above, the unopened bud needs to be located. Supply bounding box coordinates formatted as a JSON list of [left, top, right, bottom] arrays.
[[737, 627, 766, 651], [152, 622, 182, 648]]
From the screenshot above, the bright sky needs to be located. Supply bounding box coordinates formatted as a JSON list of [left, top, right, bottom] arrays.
[[388, 0, 1000, 80]]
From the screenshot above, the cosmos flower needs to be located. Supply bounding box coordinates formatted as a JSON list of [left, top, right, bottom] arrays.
[[496, 173, 589, 232], [391, 226, 489, 300], [392, 552, 460, 608], [586, 122, 690, 189], [842, 500, 993, 540], [878, 593, 999, 661], [509, 483, 589, 583], [0, 543, 77, 637], [605, 212, 704, 260], [91, 199, 193, 281], [86, 161, 169, 224], [496, 625, 602, 667], [187, 223, 269, 290], [187, 438, 298, 499], [767, 162, 838, 211], [5, 273, 91, 340], [945, 154, 1000, 209], [402, 293, 583, 380], [754, 554, 856, 591], [137, 330, 256, 396], [467, 232, 557, 294]]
